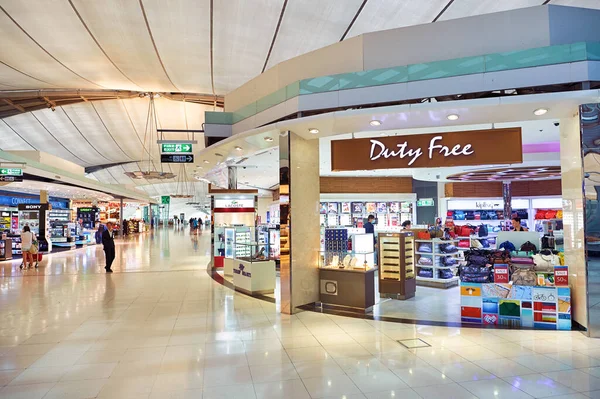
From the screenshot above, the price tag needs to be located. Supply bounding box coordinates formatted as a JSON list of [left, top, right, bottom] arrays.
[[554, 265, 569, 286], [494, 264, 509, 284]]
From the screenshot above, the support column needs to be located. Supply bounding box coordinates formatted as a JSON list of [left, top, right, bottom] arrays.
[[39, 190, 48, 204], [560, 108, 588, 334], [502, 181, 512, 229], [119, 198, 124, 238], [279, 131, 320, 314]]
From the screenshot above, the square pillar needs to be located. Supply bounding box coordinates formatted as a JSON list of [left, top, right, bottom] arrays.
[[279, 131, 320, 314], [560, 112, 587, 332]]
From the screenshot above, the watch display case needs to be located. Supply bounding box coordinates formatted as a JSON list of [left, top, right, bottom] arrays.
[[378, 231, 416, 300], [234, 242, 271, 262], [0, 239, 12, 260]]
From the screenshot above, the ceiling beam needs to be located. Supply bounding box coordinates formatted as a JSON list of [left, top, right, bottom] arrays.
[[2, 98, 25, 112]]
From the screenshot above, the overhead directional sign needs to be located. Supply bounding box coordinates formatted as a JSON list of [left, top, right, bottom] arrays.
[[161, 154, 194, 163], [0, 176, 23, 182], [161, 143, 192, 153], [0, 168, 22, 176]]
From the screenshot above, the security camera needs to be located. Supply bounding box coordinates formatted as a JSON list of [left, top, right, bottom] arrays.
[[554, 122, 560, 127]]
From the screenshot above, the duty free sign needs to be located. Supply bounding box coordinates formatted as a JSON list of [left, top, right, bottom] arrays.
[[331, 128, 522, 171]]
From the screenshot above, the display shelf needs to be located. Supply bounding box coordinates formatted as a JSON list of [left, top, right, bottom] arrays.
[[414, 239, 461, 289], [378, 232, 415, 300], [416, 275, 459, 288]]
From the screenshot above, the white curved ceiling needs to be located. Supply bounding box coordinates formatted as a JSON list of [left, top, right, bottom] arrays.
[[1, 0, 598, 198], [0, 0, 598, 94]]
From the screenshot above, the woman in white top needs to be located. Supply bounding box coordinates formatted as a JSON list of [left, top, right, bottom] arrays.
[[21, 225, 36, 269]]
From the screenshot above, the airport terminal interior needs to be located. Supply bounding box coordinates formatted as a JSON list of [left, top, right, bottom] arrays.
[[2, 1, 600, 398]]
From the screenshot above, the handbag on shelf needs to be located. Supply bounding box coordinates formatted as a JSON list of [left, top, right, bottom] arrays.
[[481, 212, 490, 220], [417, 231, 431, 240], [418, 268, 434, 278], [479, 239, 490, 248], [474, 212, 481, 220], [418, 256, 433, 266], [418, 243, 432, 253], [478, 224, 488, 237], [541, 235, 556, 250], [454, 211, 466, 220], [545, 210, 558, 219], [467, 255, 489, 266], [488, 211, 498, 220], [520, 241, 537, 253], [439, 243, 458, 254], [458, 239, 470, 248], [459, 225, 474, 237], [498, 241, 516, 252], [447, 211, 454, 218], [511, 256, 535, 266], [490, 249, 511, 264], [535, 210, 546, 220], [439, 269, 454, 279], [511, 267, 537, 286], [557, 210, 563, 219], [471, 239, 483, 249], [443, 256, 457, 266], [532, 253, 559, 272], [465, 211, 475, 220], [516, 210, 528, 219]]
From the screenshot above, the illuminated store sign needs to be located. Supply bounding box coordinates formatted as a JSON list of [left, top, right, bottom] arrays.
[[214, 199, 254, 208], [331, 128, 522, 171]]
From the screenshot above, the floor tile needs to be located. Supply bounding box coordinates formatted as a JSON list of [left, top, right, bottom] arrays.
[[414, 382, 478, 398], [293, 359, 346, 379], [43, 378, 107, 399], [348, 370, 408, 393], [249, 363, 299, 383], [301, 374, 362, 398], [434, 362, 497, 382], [202, 384, 257, 399], [392, 365, 454, 387], [151, 371, 204, 392], [510, 354, 573, 373], [503, 373, 576, 397], [61, 363, 117, 381], [254, 380, 310, 399], [459, 379, 533, 398], [0, 382, 55, 399], [202, 365, 252, 387], [474, 358, 537, 378], [364, 388, 422, 398], [544, 369, 600, 392], [8, 367, 65, 386]]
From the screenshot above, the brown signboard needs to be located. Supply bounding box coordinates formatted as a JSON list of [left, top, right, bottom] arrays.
[[331, 127, 522, 171]]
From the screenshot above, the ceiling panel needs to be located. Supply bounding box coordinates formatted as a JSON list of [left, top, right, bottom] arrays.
[[31, 108, 111, 165], [213, 0, 281, 93], [0, 119, 35, 150], [70, 0, 176, 92], [439, 0, 542, 21], [0, 8, 94, 88], [1, 112, 89, 165], [266, 0, 362, 70], [142, 0, 212, 94], [1, 0, 139, 90], [346, 0, 447, 39], [551, 0, 600, 9]]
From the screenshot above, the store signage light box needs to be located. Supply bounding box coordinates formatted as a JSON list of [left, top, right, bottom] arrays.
[[0, 168, 22, 176], [331, 128, 522, 171], [161, 143, 192, 153]]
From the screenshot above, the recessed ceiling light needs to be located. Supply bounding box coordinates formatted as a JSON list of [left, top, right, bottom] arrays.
[[369, 120, 382, 126], [203, 160, 209, 164], [447, 114, 459, 121], [533, 108, 548, 116], [308, 128, 319, 134], [234, 146, 242, 151], [264, 137, 273, 142]]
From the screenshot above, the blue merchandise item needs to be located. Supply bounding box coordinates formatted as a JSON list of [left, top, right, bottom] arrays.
[[418, 268, 434, 278], [498, 241, 516, 252], [454, 211, 465, 220], [418, 243, 432, 253], [479, 239, 490, 248]]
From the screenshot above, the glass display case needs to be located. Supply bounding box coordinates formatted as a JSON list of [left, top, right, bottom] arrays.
[[18, 210, 40, 235], [318, 249, 376, 271], [234, 242, 271, 262]]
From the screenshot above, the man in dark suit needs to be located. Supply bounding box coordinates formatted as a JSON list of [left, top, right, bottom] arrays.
[[102, 221, 115, 273]]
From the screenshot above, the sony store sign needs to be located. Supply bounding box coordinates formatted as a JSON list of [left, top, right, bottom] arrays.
[[214, 199, 254, 208], [330, 128, 522, 171]]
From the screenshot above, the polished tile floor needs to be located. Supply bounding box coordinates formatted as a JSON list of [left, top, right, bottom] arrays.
[[0, 227, 598, 398]]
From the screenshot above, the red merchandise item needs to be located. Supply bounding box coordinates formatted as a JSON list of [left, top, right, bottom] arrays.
[[417, 231, 431, 240], [461, 306, 482, 319], [535, 210, 546, 220], [458, 239, 470, 248], [545, 210, 557, 219], [459, 225, 474, 237]]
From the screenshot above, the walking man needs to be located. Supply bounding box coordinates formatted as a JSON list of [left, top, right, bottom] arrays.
[[102, 221, 115, 273]]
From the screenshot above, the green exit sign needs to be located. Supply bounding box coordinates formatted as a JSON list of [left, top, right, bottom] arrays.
[[0, 168, 22, 176], [417, 198, 434, 207], [161, 143, 192, 153], [161, 196, 171, 205]]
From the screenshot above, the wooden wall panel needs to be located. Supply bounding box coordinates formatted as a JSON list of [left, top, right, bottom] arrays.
[[445, 180, 562, 198], [320, 177, 413, 194]]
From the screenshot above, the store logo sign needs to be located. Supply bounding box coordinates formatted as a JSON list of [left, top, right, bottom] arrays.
[[331, 128, 522, 170], [233, 264, 251, 277], [369, 136, 474, 166]]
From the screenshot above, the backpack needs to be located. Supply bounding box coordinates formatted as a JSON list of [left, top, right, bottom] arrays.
[[520, 241, 537, 253]]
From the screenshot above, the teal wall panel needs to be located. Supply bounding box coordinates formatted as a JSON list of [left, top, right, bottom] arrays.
[[408, 56, 485, 81]]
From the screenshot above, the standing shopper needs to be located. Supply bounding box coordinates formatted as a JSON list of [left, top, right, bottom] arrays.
[[102, 222, 115, 273], [20, 225, 36, 269]]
